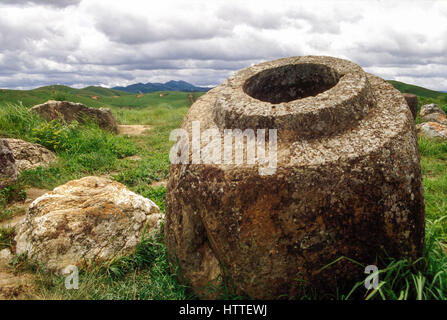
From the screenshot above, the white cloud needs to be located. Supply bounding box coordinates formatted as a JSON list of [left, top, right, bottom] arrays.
[[0, 0, 446, 91], [0, 0, 81, 8]]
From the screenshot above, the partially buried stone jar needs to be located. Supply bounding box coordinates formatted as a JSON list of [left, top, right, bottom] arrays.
[[165, 56, 425, 299]]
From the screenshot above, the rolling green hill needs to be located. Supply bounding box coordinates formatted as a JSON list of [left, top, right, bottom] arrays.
[[1, 80, 445, 110], [387, 80, 447, 117], [0, 85, 204, 108], [0, 85, 205, 125], [0, 85, 127, 109], [1, 80, 445, 103], [388, 80, 447, 103]]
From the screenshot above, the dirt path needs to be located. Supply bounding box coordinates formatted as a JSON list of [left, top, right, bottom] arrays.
[[0, 188, 49, 229], [0, 262, 34, 300], [149, 179, 168, 188], [118, 125, 152, 136], [25, 188, 49, 201], [0, 247, 34, 300]]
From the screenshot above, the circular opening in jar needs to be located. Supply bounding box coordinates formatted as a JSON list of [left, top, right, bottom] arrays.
[[243, 63, 341, 104]]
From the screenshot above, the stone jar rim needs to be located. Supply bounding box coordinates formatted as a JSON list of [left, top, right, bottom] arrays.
[[213, 55, 375, 140]]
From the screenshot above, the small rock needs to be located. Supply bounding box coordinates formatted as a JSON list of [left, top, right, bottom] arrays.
[[416, 122, 447, 140], [0, 248, 12, 263], [4, 138, 56, 172], [402, 93, 418, 119], [419, 103, 447, 125], [124, 155, 142, 161], [31, 100, 118, 133], [0, 139, 17, 189], [15, 176, 163, 270], [420, 103, 446, 118]]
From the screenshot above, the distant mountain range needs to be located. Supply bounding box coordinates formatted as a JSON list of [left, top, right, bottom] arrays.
[[112, 80, 210, 94]]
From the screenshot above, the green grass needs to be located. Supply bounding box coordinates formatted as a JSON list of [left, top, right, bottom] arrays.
[[0, 103, 139, 191], [0, 81, 447, 300], [0, 85, 127, 110]]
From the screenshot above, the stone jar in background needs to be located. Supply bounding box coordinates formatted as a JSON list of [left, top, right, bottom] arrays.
[[402, 93, 418, 119], [165, 56, 425, 299]]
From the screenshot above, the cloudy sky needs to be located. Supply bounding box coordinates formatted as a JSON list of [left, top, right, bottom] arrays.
[[0, 0, 446, 90]]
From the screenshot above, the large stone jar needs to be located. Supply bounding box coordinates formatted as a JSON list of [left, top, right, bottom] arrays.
[[165, 56, 425, 299]]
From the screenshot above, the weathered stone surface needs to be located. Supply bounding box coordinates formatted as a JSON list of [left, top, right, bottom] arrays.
[[419, 104, 447, 125], [4, 138, 56, 172], [0, 139, 17, 189], [417, 104, 447, 140], [416, 122, 447, 140], [420, 103, 446, 118], [165, 56, 425, 299], [421, 113, 447, 125], [15, 176, 163, 270], [31, 100, 118, 133], [402, 93, 418, 119]]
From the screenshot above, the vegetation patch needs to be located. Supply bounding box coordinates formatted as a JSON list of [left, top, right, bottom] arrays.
[[0, 227, 15, 251]]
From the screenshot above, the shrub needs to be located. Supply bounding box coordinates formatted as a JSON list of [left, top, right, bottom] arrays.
[[31, 119, 75, 152], [51, 92, 68, 101]]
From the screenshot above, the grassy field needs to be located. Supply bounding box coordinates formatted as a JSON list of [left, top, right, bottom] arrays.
[[0, 82, 446, 300]]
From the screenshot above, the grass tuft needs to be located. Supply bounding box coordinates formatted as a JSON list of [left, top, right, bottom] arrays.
[[0, 227, 15, 251]]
